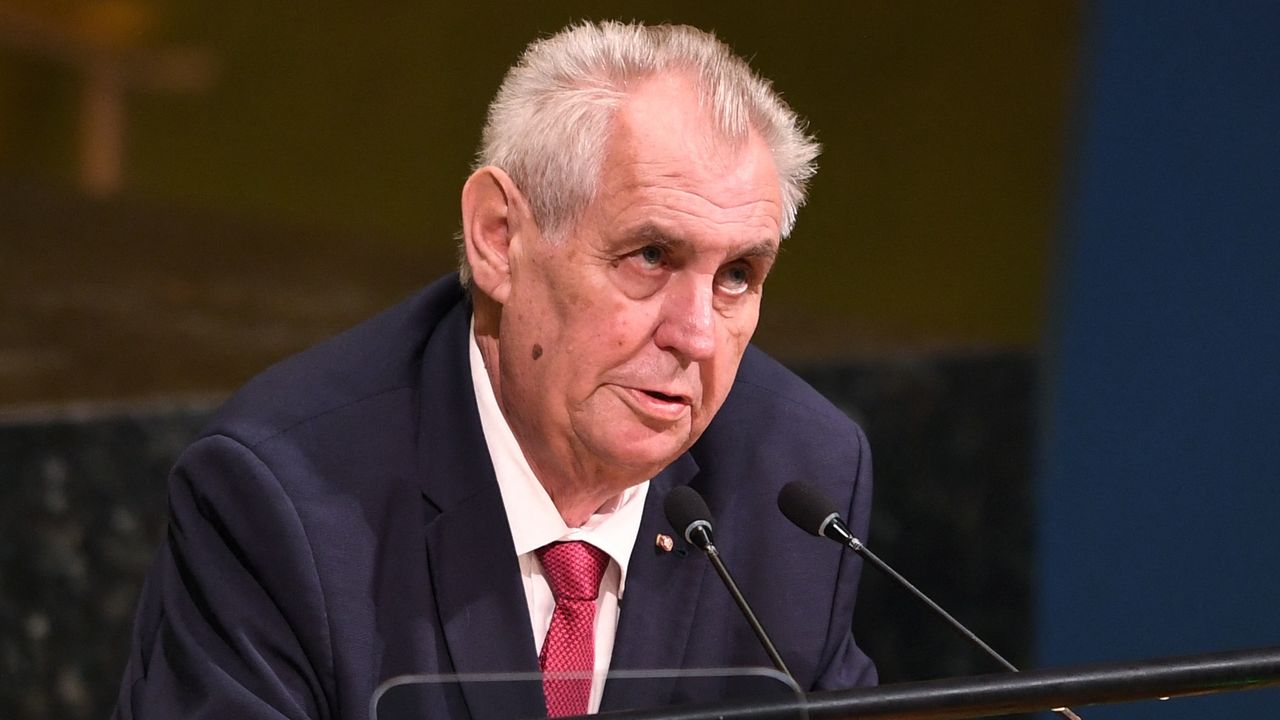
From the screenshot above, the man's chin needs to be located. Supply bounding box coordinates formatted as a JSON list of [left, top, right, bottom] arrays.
[[590, 426, 696, 478]]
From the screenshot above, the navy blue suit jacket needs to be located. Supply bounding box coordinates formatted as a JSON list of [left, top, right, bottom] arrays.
[[114, 274, 876, 719]]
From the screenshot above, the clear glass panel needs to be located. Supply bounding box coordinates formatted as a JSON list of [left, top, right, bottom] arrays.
[[371, 666, 806, 720]]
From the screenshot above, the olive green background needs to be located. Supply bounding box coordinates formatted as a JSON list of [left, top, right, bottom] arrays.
[[0, 2, 1079, 405]]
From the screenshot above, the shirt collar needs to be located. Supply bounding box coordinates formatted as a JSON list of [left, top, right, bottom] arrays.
[[469, 318, 649, 587]]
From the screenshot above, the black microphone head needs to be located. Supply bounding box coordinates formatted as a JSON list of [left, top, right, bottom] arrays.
[[777, 481, 841, 537], [664, 486, 715, 548]]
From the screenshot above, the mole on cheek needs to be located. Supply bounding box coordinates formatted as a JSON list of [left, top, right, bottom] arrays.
[[532, 343, 543, 360]]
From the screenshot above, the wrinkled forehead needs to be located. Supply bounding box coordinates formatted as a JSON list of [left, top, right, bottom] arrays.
[[600, 83, 782, 227], [527, 71, 782, 247]]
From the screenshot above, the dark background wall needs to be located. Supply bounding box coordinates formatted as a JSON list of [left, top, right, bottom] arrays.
[[2, 357, 1039, 718]]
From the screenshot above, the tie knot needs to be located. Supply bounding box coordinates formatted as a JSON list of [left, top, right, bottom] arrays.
[[536, 541, 609, 602]]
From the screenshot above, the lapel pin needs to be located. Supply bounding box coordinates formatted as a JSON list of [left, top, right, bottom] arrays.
[[655, 533, 674, 553]]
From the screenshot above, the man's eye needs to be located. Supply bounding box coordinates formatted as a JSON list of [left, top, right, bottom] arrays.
[[637, 246, 664, 268], [718, 265, 752, 294]]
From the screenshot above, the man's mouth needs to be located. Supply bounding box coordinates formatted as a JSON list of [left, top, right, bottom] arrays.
[[641, 389, 687, 404], [618, 385, 692, 421]]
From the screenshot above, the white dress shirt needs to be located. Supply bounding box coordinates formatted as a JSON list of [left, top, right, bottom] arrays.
[[469, 321, 649, 713]]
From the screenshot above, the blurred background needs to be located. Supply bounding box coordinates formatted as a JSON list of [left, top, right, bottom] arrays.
[[1, 1, 1276, 718]]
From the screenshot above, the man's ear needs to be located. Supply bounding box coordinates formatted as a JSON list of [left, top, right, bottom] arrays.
[[460, 166, 535, 305]]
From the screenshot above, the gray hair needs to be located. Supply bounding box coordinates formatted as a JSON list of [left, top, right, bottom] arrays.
[[460, 20, 820, 285]]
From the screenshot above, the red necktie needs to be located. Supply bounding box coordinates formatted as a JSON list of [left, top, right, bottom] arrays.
[[536, 541, 609, 717]]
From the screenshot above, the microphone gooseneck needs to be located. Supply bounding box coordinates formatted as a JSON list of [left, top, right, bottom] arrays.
[[664, 486, 795, 684], [777, 481, 1083, 720]]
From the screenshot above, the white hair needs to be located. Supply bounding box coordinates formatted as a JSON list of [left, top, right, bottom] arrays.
[[460, 20, 820, 285]]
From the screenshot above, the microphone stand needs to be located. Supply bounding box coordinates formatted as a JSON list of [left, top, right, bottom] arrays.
[[692, 526, 794, 682], [844, 535, 1082, 720]]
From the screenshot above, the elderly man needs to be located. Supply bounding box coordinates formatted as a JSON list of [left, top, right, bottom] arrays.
[[114, 21, 876, 719]]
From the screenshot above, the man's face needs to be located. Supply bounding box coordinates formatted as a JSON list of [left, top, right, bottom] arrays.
[[497, 73, 783, 483]]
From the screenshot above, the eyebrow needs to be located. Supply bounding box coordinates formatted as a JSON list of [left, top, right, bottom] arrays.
[[629, 224, 780, 263], [738, 241, 780, 263]]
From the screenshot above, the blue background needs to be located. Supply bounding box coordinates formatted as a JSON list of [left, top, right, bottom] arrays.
[[1040, 1, 1280, 716]]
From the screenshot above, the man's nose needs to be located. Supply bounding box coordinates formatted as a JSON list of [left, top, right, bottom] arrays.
[[654, 275, 716, 362]]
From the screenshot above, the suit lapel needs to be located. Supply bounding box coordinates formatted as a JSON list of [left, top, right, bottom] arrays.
[[422, 488, 545, 719], [600, 453, 705, 713], [415, 299, 545, 720]]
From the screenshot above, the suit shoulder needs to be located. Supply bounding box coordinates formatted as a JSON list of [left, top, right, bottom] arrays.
[[694, 344, 867, 470], [728, 345, 860, 431], [204, 274, 467, 447]]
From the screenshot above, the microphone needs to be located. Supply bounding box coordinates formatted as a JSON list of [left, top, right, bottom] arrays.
[[664, 485, 715, 550], [664, 486, 794, 683], [777, 479, 858, 546], [778, 481, 1083, 720]]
